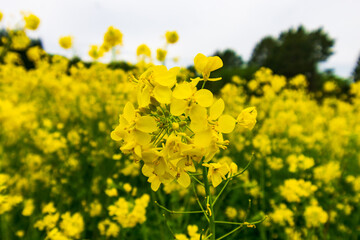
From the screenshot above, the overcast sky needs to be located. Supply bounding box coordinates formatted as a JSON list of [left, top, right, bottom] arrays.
[[2, 0, 360, 77]]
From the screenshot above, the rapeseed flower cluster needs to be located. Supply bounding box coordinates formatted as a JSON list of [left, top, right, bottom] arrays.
[[111, 53, 257, 191]]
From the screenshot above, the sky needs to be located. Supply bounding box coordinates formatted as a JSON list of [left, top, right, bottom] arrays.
[[2, 0, 360, 77]]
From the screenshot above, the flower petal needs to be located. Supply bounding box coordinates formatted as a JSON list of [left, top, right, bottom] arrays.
[[218, 115, 236, 133], [153, 85, 172, 104], [209, 98, 225, 120], [194, 89, 213, 107], [136, 116, 158, 133]]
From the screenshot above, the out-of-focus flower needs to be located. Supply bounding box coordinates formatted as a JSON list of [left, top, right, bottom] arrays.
[[59, 36, 73, 49], [23, 13, 40, 30], [165, 31, 179, 44]]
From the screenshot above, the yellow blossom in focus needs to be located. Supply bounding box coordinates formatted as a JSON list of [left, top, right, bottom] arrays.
[[194, 53, 223, 81], [203, 162, 229, 188]]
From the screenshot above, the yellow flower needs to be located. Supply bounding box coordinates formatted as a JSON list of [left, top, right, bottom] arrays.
[[0, 11, 3, 22], [26, 46, 45, 62], [151, 65, 180, 88], [237, 107, 257, 130], [100, 41, 111, 52], [105, 188, 118, 197], [187, 225, 199, 237], [156, 48, 167, 62], [104, 26, 123, 47], [88, 45, 104, 60], [194, 53, 223, 81], [123, 183, 132, 193], [59, 36, 73, 49], [270, 204, 294, 226], [60, 212, 84, 239], [10, 30, 30, 50], [225, 206, 237, 219], [175, 234, 189, 240], [203, 162, 229, 187], [42, 202, 56, 214], [323, 81, 337, 92], [209, 98, 236, 133], [23, 13, 40, 30], [98, 219, 120, 238], [165, 31, 179, 44], [137, 44, 151, 57], [15, 230, 24, 238], [89, 200, 102, 217], [22, 199, 35, 216], [304, 204, 328, 228]]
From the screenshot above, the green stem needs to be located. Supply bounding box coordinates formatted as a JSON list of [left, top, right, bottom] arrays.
[[215, 217, 267, 240], [192, 182, 210, 223], [203, 233, 213, 240], [154, 201, 204, 214], [153, 128, 164, 146], [201, 81, 206, 89], [216, 225, 243, 240], [213, 178, 230, 206], [189, 174, 204, 186], [214, 220, 244, 225], [151, 192, 165, 240], [188, 172, 202, 176], [162, 214, 176, 239], [111, 47, 116, 62], [259, 157, 267, 240], [228, 154, 254, 180], [202, 163, 216, 240]]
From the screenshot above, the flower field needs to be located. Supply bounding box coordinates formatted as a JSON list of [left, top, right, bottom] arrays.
[[0, 12, 360, 240]]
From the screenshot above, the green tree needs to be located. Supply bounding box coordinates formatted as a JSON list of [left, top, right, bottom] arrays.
[[352, 54, 360, 82], [213, 49, 244, 68], [249, 25, 335, 91]]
